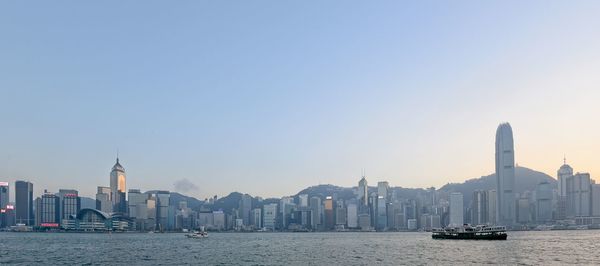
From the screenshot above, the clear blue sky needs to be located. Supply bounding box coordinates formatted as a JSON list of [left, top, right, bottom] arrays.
[[1, 1, 599, 199]]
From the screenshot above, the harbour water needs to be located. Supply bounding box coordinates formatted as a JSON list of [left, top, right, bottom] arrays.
[[1, 230, 598, 265]]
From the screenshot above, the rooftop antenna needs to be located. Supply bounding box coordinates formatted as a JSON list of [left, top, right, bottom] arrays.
[[117, 148, 120, 163], [564, 154, 566, 165]]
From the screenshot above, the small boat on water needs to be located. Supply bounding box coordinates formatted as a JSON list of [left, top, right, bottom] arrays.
[[432, 225, 507, 240], [186, 231, 208, 239]]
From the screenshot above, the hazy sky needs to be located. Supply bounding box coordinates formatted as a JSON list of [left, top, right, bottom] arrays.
[[1, 1, 599, 200]]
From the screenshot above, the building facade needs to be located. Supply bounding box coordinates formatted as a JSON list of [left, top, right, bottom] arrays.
[[0, 182, 8, 228], [495, 123, 515, 226], [263, 203, 277, 230], [110, 157, 127, 213], [449, 192, 463, 226], [15, 181, 34, 225], [471, 190, 488, 225]]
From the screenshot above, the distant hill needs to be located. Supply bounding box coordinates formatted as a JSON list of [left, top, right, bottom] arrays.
[[293, 184, 428, 203], [140, 166, 555, 215], [439, 166, 556, 207]]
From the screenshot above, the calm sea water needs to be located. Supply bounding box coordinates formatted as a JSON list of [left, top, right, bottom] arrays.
[[0, 230, 598, 265]]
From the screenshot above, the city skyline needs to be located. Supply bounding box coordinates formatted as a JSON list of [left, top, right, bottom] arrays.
[[2, 1, 600, 199], [0, 149, 592, 202]]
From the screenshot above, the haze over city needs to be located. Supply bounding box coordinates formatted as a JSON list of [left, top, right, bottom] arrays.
[[1, 1, 600, 200]]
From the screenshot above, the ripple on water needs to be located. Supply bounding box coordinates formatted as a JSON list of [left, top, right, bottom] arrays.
[[2, 231, 600, 265]]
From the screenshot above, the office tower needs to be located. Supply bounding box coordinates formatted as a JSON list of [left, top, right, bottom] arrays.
[[295, 209, 313, 229], [376, 196, 387, 230], [298, 194, 308, 207], [127, 189, 144, 218], [110, 157, 127, 213], [495, 123, 515, 226], [369, 193, 378, 226], [487, 190, 496, 224], [0, 182, 8, 228], [263, 203, 277, 230], [358, 213, 371, 230], [335, 200, 346, 227], [251, 208, 262, 229], [377, 181, 389, 200], [358, 174, 368, 207], [155, 191, 170, 231], [212, 211, 225, 230], [346, 202, 358, 228], [557, 158, 573, 197], [403, 199, 418, 226], [36, 191, 60, 228], [557, 159, 573, 220], [15, 181, 34, 225], [324, 196, 334, 230], [566, 173, 591, 217], [128, 189, 149, 230], [386, 202, 396, 229], [449, 192, 463, 226], [592, 184, 600, 217], [57, 189, 80, 226], [239, 194, 252, 226], [309, 196, 322, 229], [471, 190, 488, 225], [516, 196, 531, 224], [96, 186, 112, 213], [536, 181, 553, 223], [280, 197, 294, 228]]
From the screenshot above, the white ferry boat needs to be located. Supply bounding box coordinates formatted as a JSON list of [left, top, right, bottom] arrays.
[[432, 225, 507, 240]]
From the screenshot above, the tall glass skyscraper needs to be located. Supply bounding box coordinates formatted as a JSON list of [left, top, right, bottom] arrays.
[[15, 181, 34, 225], [0, 182, 8, 228], [495, 123, 515, 226], [358, 175, 368, 207], [110, 157, 127, 213]]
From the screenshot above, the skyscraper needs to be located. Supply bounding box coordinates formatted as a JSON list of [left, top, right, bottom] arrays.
[[263, 203, 277, 231], [377, 181, 389, 200], [155, 191, 170, 231], [536, 181, 553, 223], [591, 184, 600, 217], [298, 194, 308, 207], [309, 196, 322, 230], [566, 173, 591, 217], [495, 123, 515, 226], [487, 190, 496, 224], [250, 208, 262, 229], [96, 186, 111, 213], [557, 159, 573, 220], [358, 174, 368, 207], [57, 189, 80, 223], [15, 181, 34, 225], [239, 194, 252, 226], [0, 182, 8, 228], [346, 202, 358, 228], [376, 196, 387, 230], [110, 157, 127, 213], [557, 158, 574, 197], [35, 191, 60, 228], [324, 196, 334, 230], [471, 190, 488, 225], [449, 192, 463, 226]]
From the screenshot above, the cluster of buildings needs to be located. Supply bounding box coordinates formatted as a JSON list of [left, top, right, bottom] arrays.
[[0, 158, 188, 232], [1, 123, 600, 232]]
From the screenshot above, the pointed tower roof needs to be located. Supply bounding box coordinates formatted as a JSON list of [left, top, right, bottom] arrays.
[[112, 157, 125, 172]]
